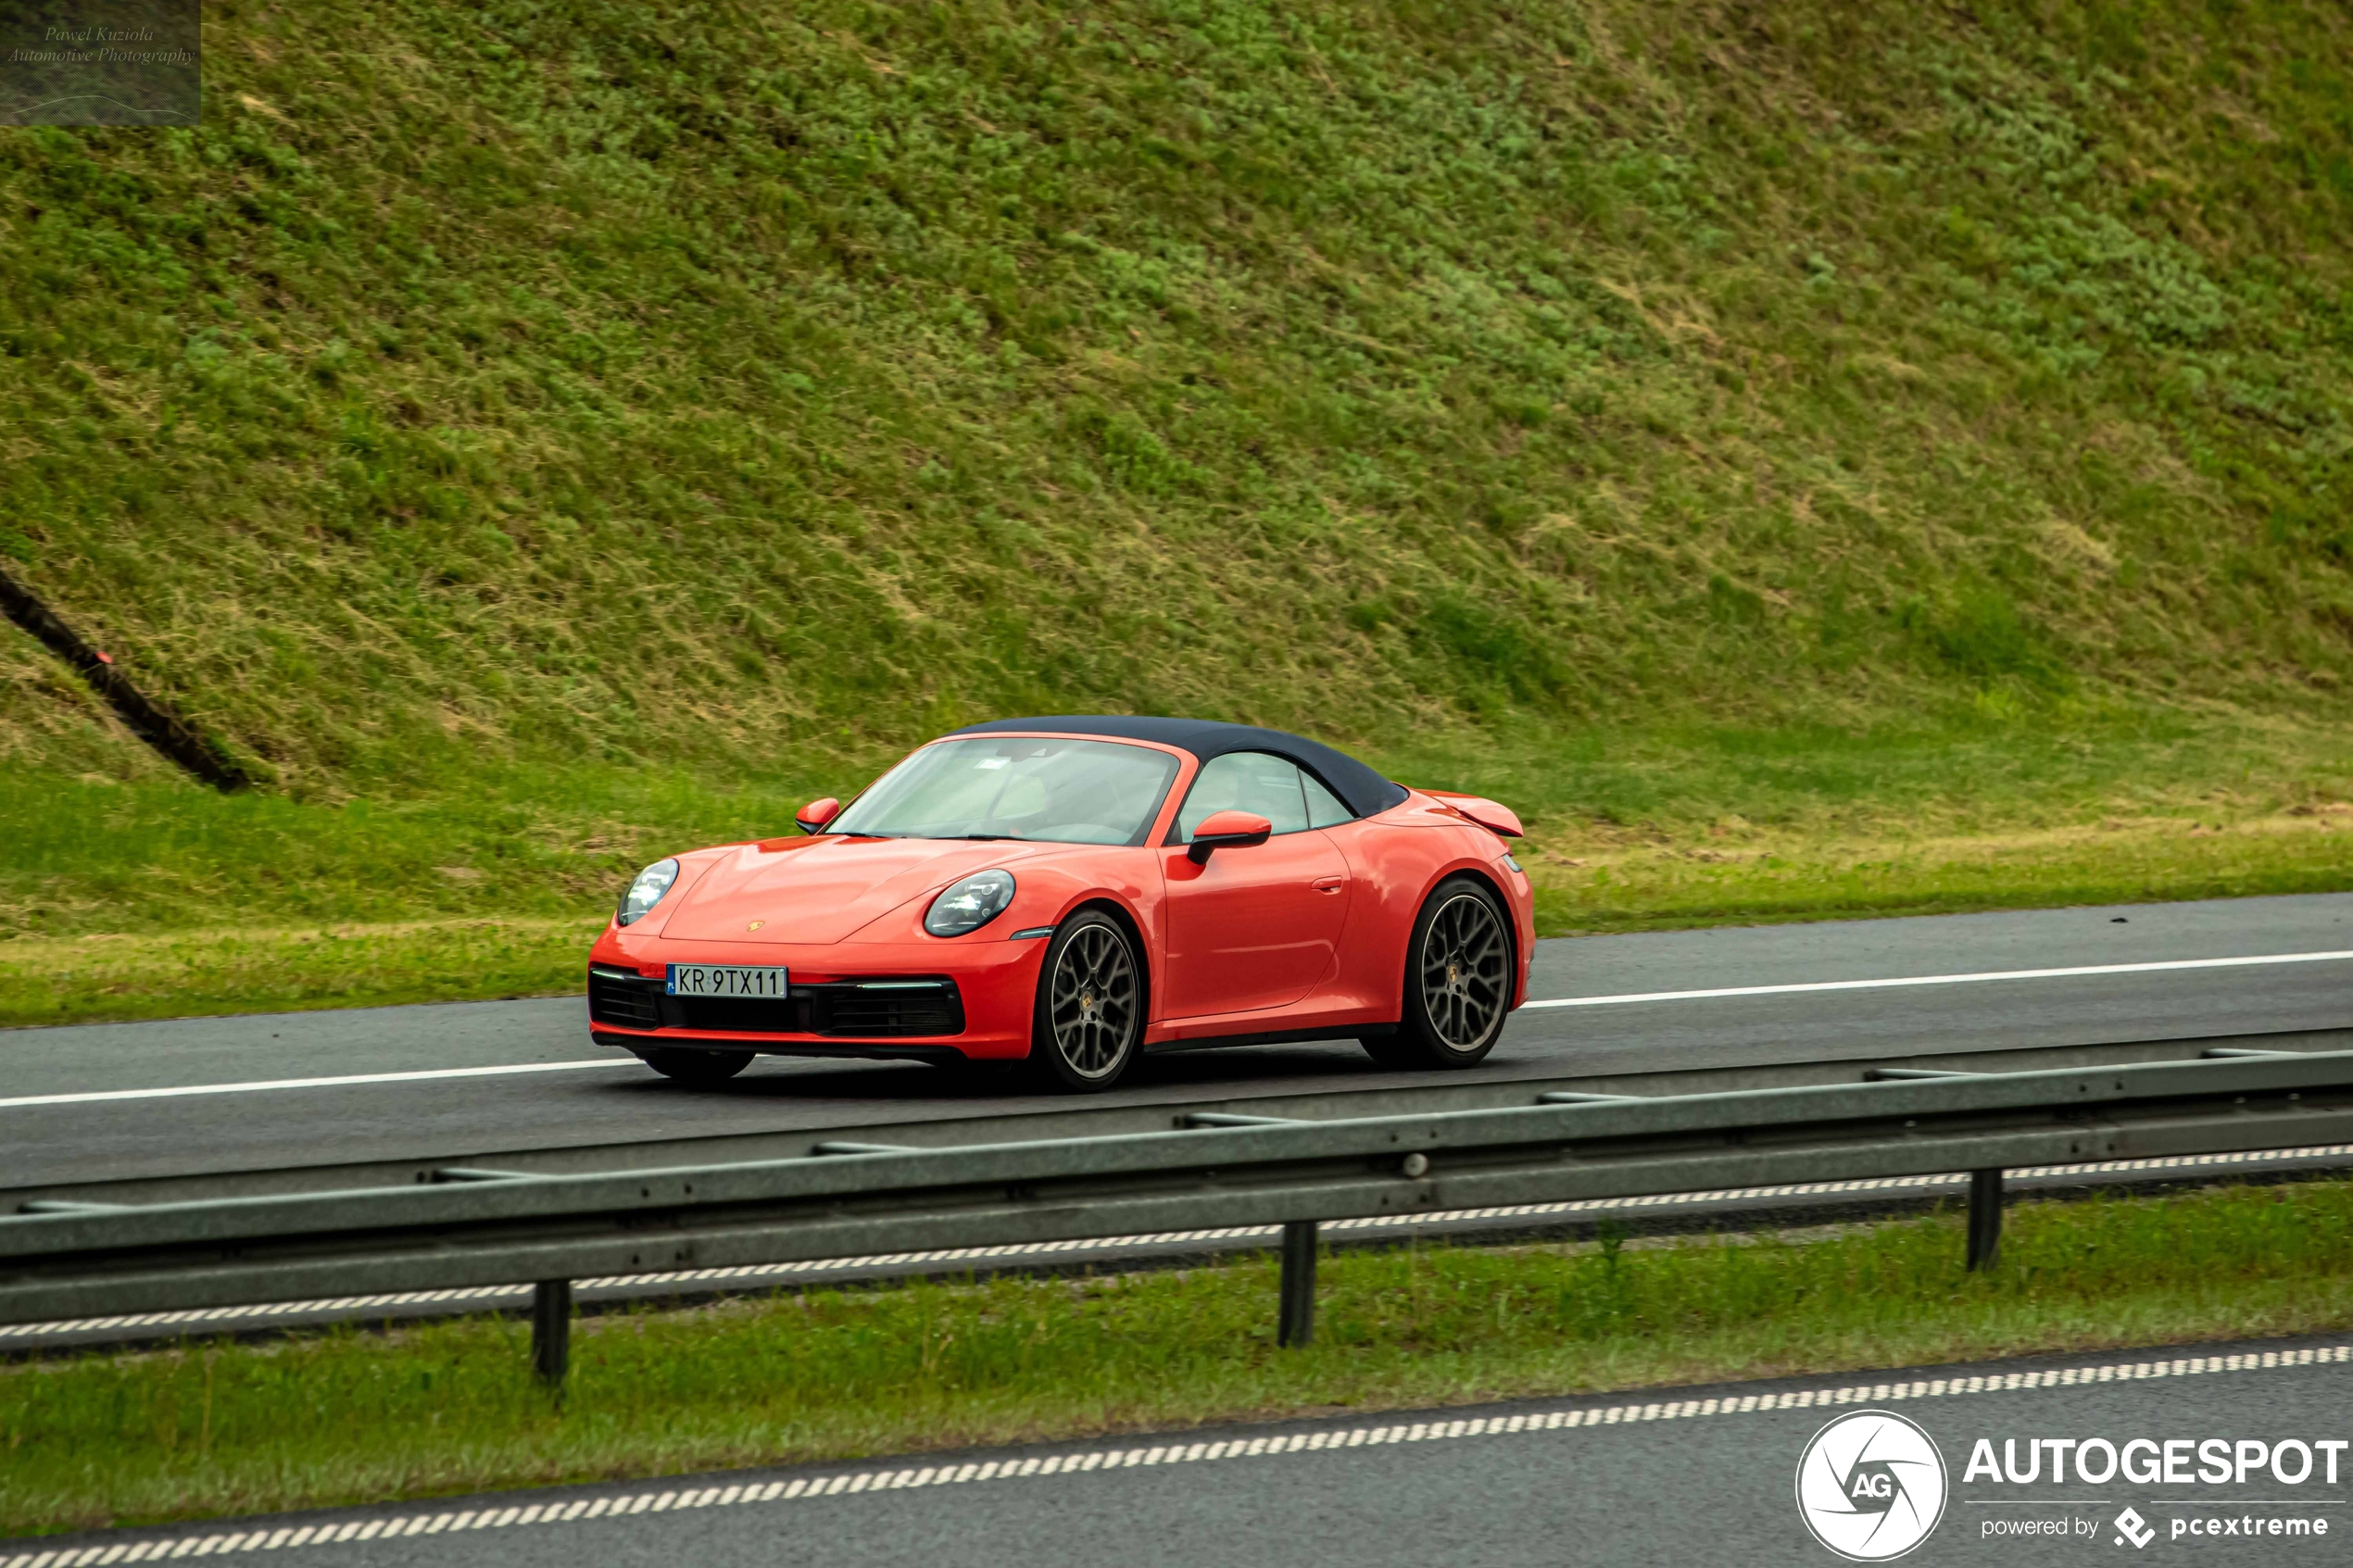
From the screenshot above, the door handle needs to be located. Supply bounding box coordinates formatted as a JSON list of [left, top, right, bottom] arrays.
[[1312, 877, 1345, 893]]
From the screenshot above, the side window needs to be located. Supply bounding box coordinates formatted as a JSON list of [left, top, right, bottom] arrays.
[[1302, 771, 1353, 829], [1175, 752, 1310, 840]]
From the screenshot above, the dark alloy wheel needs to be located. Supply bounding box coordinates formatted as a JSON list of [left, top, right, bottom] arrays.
[[1030, 909, 1143, 1092], [1361, 876, 1513, 1070], [635, 1047, 753, 1085]]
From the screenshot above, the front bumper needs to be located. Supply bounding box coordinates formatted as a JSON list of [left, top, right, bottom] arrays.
[[584, 932, 1045, 1060]]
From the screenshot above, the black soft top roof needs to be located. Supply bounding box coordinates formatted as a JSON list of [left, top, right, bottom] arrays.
[[946, 716, 1409, 820]]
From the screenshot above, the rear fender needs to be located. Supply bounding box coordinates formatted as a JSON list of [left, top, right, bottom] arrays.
[[1328, 814, 1529, 1021]]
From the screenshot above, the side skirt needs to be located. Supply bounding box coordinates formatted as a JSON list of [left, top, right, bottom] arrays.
[[1142, 1022, 1398, 1056]]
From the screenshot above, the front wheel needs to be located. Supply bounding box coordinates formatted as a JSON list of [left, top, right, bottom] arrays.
[[1028, 910, 1144, 1092], [635, 1047, 753, 1085], [1361, 876, 1513, 1070]]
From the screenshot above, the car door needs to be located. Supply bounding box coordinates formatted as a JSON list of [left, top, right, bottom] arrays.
[[1159, 752, 1352, 1017]]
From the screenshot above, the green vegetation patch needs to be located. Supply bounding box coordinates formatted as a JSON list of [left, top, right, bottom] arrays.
[[5, 0, 2353, 789], [8, 708, 2353, 1025], [7, 1179, 2352, 1537], [0, 919, 603, 1029]]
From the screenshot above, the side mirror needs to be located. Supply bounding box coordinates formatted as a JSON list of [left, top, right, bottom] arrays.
[[795, 797, 841, 834], [1187, 809, 1272, 864]]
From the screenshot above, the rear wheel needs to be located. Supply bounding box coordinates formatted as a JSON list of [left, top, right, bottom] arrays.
[[1028, 910, 1143, 1092], [635, 1047, 754, 1085], [1360, 876, 1512, 1070]]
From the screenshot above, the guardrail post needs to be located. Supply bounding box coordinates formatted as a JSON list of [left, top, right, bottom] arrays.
[[533, 1279, 572, 1387], [1277, 1221, 1316, 1348], [1966, 1169, 2003, 1271]]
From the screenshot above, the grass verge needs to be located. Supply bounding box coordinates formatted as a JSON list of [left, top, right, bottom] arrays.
[[1524, 808, 2353, 935], [0, 919, 605, 1030], [6, 1180, 2352, 1537], [8, 709, 2353, 1026], [9, 808, 2349, 1031]]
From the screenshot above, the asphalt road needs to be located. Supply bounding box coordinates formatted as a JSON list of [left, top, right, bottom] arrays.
[[19, 1334, 2350, 1567], [6, 891, 2352, 1189]]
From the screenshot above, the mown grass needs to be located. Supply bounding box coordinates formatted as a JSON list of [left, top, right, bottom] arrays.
[[8, 705, 2353, 1025], [6, 1180, 2352, 1537], [1528, 813, 2353, 935], [0, 920, 604, 1029]]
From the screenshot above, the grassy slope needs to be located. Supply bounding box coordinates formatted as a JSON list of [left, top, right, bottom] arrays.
[[7, 1, 2353, 1015], [7, 1181, 2352, 1535]]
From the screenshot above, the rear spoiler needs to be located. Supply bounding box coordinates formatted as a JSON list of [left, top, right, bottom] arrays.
[[1416, 789, 1525, 839]]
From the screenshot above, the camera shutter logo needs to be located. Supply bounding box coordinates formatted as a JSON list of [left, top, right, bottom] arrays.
[[1794, 1410, 1949, 1561]]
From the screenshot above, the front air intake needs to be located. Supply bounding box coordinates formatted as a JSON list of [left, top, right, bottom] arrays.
[[588, 972, 963, 1037]]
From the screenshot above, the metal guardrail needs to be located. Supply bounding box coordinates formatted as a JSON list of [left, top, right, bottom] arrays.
[[5, 1046, 2350, 1381], [20, 1026, 2347, 1213]]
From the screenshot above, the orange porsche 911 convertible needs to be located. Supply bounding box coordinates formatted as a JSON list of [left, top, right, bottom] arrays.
[[586, 716, 1532, 1092]]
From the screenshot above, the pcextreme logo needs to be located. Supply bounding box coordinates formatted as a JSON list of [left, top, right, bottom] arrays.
[[2114, 1507, 2157, 1549], [1796, 1410, 1951, 1561]]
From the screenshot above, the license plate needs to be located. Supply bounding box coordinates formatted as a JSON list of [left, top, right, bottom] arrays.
[[665, 964, 789, 998]]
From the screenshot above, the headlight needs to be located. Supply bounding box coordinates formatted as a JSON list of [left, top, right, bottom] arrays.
[[616, 859, 680, 927], [925, 870, 1015, 937]]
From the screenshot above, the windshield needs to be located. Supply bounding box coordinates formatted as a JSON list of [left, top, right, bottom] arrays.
[[827, 737, 1179, 846]]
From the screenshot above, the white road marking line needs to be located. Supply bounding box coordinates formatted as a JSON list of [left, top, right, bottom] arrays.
[[28, 1343, 2348, 1562], [6, 1143, 2346, 1343], [1520, 947, 2353, 1010], [0, 1060, 632, 1110], [18, 947, 2345, 1111]]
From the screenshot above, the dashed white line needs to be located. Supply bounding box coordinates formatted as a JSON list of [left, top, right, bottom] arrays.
[[6, 1144, 2343, 1344], [1519, 948, 2353, 1010], [15, 1343, 2346, 1563]]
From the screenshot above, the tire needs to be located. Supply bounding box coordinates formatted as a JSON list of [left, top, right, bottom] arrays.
[[1027, 909, 1145, 1092], [635, 1047, 754, 1085], [1362, 876, 1513, 1070]]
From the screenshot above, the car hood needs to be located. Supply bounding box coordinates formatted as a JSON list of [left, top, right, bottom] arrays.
[[656, 836, 1052, 946]]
